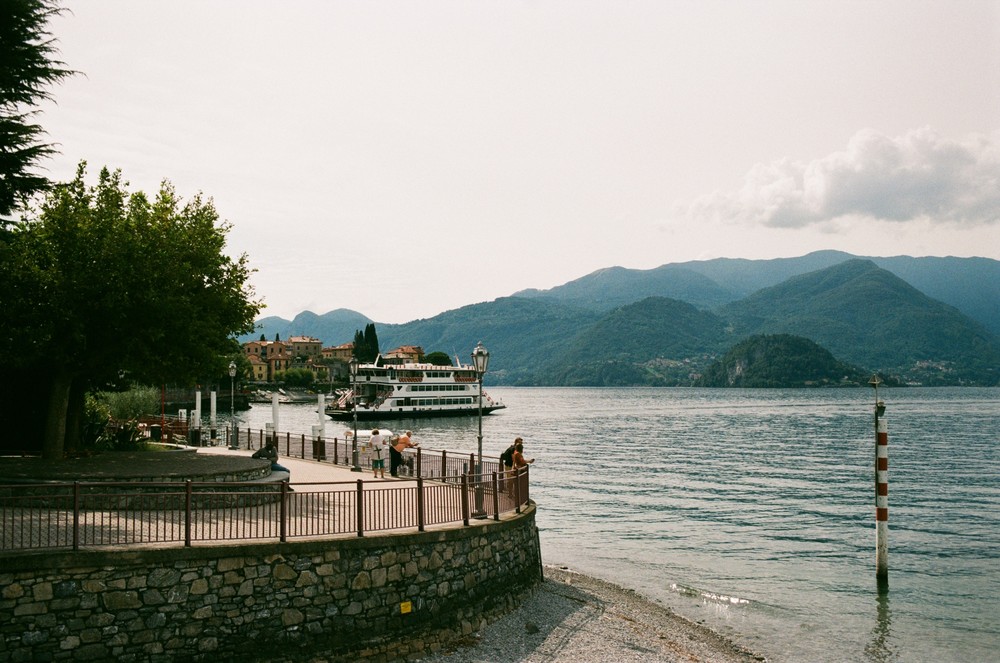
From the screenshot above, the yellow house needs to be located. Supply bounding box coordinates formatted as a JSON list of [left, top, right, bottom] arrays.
[[247, 354, 268, 382], [242, 340, 291, 381]]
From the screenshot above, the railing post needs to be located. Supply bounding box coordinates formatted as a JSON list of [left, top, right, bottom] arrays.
[[334, 437, 339, 465], [300, 433, 306, 459], [492, 471, 500, 520], [356, 479, 365, 537], [417, 477, 425, 532], [285, 431, 291, 457], [514, 467, 522, 514], [280, 481, 288, 542], [185, 480, 193, 546], [72, 481, 80, 551], [416, 447, 422, 478], [461, 473, 470, 526], [441, 450, 447, 477]]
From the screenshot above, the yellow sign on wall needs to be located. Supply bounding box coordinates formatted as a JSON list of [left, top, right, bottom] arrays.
[[400, 601, 412, 614]]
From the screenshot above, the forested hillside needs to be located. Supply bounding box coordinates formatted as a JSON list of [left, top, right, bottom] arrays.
[[719, 260, 1000, 385], [247, 254, 1000, 387], [695, 334, 870, 388]]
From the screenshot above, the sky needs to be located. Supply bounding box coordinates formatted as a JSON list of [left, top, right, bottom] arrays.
[[38, 1, 1000, 323]]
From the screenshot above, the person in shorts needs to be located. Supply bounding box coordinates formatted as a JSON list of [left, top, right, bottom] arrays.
[[369, 429, 386, 478]]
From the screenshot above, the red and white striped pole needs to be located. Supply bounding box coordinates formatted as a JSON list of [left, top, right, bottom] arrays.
[[870, 375, 889, 589]]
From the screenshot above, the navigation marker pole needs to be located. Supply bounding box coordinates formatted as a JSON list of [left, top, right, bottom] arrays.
[[870, 374, 889, 590]]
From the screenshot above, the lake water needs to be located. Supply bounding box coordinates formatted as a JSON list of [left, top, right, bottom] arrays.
[[226, 387, 1000, 662]]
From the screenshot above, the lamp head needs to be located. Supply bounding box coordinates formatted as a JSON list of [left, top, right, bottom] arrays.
[[472, 341, 490, 376], [349, 357, 359, 378], [228, 361, 237, 378]]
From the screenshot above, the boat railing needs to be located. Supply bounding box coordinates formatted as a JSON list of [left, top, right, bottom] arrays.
[[367, 389, 393, 410], [483, 390, 503, 406]]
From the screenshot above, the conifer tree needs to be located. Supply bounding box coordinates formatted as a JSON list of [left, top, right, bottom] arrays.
[[0, 0, 74, 218], [364, 323, 380, 361], [352, 329, 367, 361]]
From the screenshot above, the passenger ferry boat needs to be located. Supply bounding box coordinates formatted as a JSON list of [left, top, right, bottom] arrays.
[[324, 360, 506, 421]]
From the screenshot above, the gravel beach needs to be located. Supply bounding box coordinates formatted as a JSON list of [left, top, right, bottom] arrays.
[[421, 565, 766, 663]]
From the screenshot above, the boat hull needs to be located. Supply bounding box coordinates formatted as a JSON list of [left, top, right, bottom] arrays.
[[325, 404, 506, 422]]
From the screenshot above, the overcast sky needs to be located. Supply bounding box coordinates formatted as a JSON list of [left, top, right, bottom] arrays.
[[41, 1, 1000, 323]]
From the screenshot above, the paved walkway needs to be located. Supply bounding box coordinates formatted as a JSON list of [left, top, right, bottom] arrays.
[[1, 446, 520, 551], [197, 445, 415, 490]]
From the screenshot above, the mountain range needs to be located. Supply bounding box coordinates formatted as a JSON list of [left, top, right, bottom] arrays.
[[242, 252, 1000, 386]]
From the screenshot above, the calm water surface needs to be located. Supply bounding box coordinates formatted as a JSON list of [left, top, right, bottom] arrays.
[[231, 387, 1000, 662]]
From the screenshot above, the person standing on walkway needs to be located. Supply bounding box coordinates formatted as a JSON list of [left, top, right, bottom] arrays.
[[370, 429, 386, 478], [508, 440, 534, 497], [500, 437, 520, 493], [391, 430, 418, 477]]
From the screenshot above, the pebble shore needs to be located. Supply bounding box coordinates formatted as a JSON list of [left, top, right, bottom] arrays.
[[421, 566, 766, 663]]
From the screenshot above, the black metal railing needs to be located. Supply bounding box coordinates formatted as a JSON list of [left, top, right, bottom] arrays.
[[0, 466, 530, 552]]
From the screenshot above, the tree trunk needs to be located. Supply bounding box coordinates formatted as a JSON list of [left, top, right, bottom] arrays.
[[64, 379, 86, 454], [42, 372, 72, 460]]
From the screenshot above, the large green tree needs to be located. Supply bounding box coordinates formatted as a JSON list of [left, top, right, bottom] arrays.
[[0, 163, 262, 458], [0, 0, 73, 218]]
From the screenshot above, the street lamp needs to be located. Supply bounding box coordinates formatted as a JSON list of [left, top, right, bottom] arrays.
[[228, 361, 238, 449], [349, 357, 361, 472], [472, 341, 490, 517]]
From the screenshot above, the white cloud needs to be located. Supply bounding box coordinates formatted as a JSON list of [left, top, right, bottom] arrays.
[[686, 128, 1000, 228]]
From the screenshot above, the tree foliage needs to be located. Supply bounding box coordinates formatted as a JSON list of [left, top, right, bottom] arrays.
[[423, 351, 452, 366], [0, 163, 262, 457], [695, 334, 869, 388], [0, 0, 74, 218], [352, 323, 380, 362], [276, 368, 314, 388]]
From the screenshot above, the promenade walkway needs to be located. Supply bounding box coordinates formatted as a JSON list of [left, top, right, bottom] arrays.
[[198, 444, 385, 486], [1, 445, 526, 552]]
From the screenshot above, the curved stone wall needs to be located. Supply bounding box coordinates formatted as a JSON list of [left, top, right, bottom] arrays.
[[0, 503, 541, 662]]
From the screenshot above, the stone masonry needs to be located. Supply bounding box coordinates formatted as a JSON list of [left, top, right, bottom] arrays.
[[0, 505, 541, 662]]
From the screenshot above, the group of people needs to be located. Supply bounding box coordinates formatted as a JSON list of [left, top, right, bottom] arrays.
[[368, 429, 418, 478], [500, 436, 534, 495], [251, 431, 535, 489]]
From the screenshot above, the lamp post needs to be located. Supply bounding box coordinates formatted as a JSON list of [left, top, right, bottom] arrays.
[[472, 341, 490, 517], [228, 361, 238, 449], [349, 357, 361, 471]]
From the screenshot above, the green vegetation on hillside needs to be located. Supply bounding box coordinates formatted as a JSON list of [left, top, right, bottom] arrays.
[[719, 260, 1000, 385], [695, 334, 869, 388], [250, 256, 1000, 387], [535, 297, 729, 386]]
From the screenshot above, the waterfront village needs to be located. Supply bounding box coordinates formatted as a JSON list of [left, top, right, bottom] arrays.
[[242, 335, 424, 384]]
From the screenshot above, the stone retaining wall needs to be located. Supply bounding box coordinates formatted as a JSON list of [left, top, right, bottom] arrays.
[[0, 504, 541, 662]]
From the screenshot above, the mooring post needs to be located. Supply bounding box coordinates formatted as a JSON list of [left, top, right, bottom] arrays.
[[870, 374, 889, 590]]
